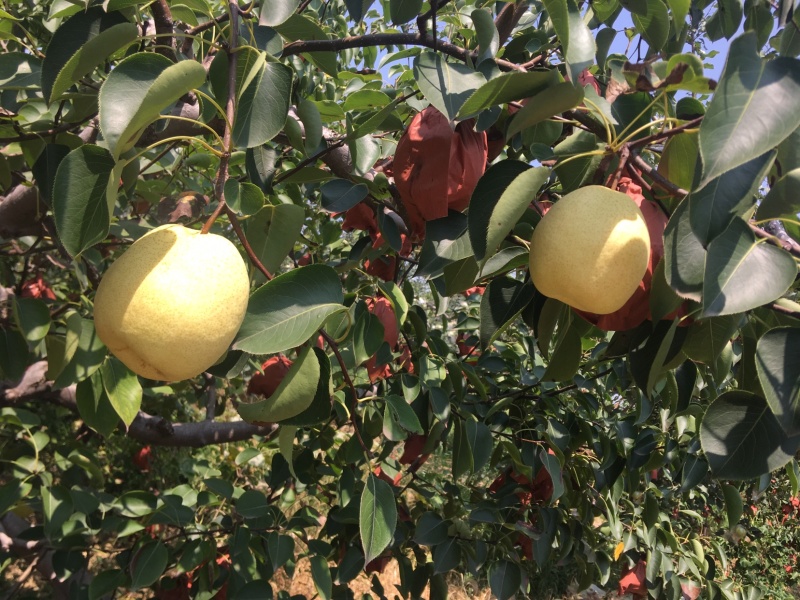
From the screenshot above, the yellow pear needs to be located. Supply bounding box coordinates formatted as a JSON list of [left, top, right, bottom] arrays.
[[529, 186, 650, 314], [94, 224, 250, 381]]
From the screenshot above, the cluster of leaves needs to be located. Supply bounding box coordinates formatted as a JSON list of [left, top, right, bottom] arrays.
[[2, 0, 800, 598]]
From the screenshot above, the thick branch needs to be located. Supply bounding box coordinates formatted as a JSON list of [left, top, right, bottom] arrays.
[[2, 361, 279, 448], [281, 32, 525, 72]]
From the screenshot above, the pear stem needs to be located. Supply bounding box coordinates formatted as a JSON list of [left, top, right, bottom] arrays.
[[201, 2, 239, 235]]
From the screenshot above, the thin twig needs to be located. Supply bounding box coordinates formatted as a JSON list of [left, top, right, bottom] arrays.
[[0, 114, 96, 144], [281, 32, 525, 72], [274, 140, 346, 184], [223, 205, 274, 279], [319, 330, 372, 459], [630, 154, 689, 198], [201, 2, 239, 235], [628, 116, 702, 149]]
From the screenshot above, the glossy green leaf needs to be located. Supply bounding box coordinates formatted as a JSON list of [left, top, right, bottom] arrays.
[[99, 53, 206, 158], [698, 33, 800, 187], [224, 179, 264, 216], [757, 167, 800, 220], [657, 132, 698, 193], [298, 98, 323, 154], [360, 473, 397, 565], [385, 395, 423, 435], [666, 0, 691, 27], [433, 537, 461, 573], [700, 390, 800, 479], [389, 0, 422, 23], [457, 70, 560, 119], [236, 490, 271, 519], [469, 161, 548, 261], [542, 321, 582, 382], [702, 219, 797, 317], [100, 356, 142, 428], [505, 82, 583, 139], [416, 213, 472, 278], [542, 0, 596, 78], [319, 179, 369, 213], [479, 276, 535, 349], [682, 314, 742, 364], [244, 204, 306, 277], [631, 0, 670, 50], [472, 8, 499, 63], [706, 0, 743, 41], [238, 345, 320, 423], [352, 311, 384, 366], [274, 15, 338, 76], [755, 327, 800, 436], [663, 199, 706, 301], [42, 8, 133, 102], [688, 150, 775, 246], [553, 129, 604, 193], [54, 319, 107, 388], [52, 145, 115, 258], [413, 52, 486, 122], [258, 0, 299, 26], [464, 420, 493, 473], [282, 348, 333, 427], [130, 542, 168, 590]]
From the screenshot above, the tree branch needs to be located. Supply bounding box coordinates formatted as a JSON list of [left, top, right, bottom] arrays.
[[495, 0, 529, 49], [1, 361, 279, 448], [150, 0, 177, 62], [281, 32, 525, 72]]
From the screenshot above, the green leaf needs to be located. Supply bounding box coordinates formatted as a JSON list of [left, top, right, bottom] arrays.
[[0, 329, 28, 382], [236, 265, 343, 354], [99, 53, 207, 158], [236, 489, 271, 519], [390, 0, 423, 24], [274, 15, 338, 76], [282, 348, 333, 427], [666, 0, 690, 28], [464, 420, 493, 473], [385, 395, 424, 435], [688, 150, 775, 246], [682, 314, 742, 364], [700, 390, 800, 480], [721, 483, 743, 527], [540, 448, 564, 501], [266, 532, 295, 570], [479, 276, 535, 349], [553, 129, 604, 193], [663, 199, 706, 301], [224, 179, 264, 216], [490, 561, 522, 600], [698, 33, 800, 187], [100, 356, 142, 428], [433, 537, 461, 573], [414, 512, 451, 546], [319, 179, 369, 213], [0, 52, 42, 90], [258, 0, 299, 26], [42, 8, 132, 102], [706, 0, 743, 41], [378, 281, 409, 330], [457, 70, 560, 119], [631, 0, 670, 50], [298, 98, 322, 154], [413, 52, 486, 122], [360, 473, 397, 565], [352, 311, 383, 367], [130, 542, 168, 590], [238, 345, 320, 423], [416, 213, 473, 278], [469, 161, 549, 263], [310, 554, 332, 600], [757, 167, 800, 220], [702, 218, 797, 317], [657, 132, 698, 193], [505, 82, 583, 140], [52, 145, 115, 258], [452, 418, 473, 478], [244, 204, 306, 277], [755, 327, 800, 436], [54, 319, 107, 388], [76, 372, 119, 437], [13, 298, 51, 345], [542, 321, 582, 382], [542, 0, 596, 79], [236, 59, 293, 149], [472, 8, 499, 63], [47, 24, 136, 103]]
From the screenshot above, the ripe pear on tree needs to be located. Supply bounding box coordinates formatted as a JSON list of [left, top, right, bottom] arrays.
[[93, 224, 250, 382], [529, 185, 650, 314]]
